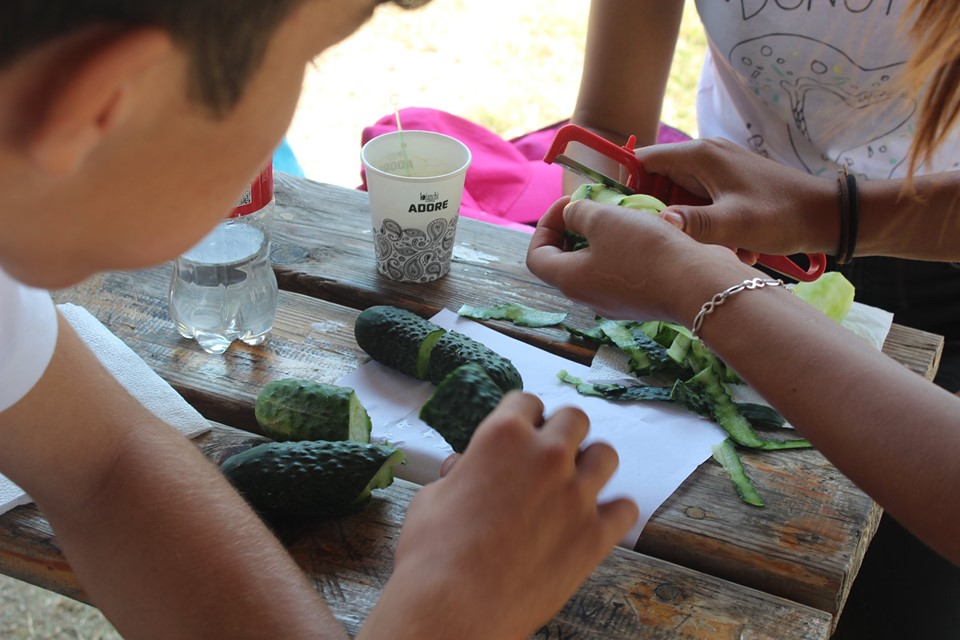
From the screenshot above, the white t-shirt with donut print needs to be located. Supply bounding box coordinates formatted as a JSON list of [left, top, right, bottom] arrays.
[[0, 267, 58, 413], [695, 0, 960, 179]]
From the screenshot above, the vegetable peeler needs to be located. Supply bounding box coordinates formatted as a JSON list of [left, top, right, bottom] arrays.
[[543, 124, 826, 283]]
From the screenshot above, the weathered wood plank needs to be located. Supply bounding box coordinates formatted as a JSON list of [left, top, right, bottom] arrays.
[[0, 423, 830, 639], [883, 323, 943, 381]]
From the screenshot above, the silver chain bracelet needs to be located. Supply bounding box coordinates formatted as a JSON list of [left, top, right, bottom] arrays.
[[691, 277, 788, 338]]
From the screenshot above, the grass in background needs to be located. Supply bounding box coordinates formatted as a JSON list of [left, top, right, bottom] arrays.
[[472, 3, 706, 139], [666, 4, 708, 137]]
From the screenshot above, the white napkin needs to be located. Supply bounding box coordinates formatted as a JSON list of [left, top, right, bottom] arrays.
[[0, 304, 211, 515]]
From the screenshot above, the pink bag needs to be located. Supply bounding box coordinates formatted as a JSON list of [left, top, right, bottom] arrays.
[[360, 108, 691, 233]]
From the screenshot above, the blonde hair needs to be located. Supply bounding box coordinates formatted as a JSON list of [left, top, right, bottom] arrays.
[[904, 0, 960, 175]]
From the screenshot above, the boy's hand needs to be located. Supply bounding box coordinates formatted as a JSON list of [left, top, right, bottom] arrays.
[[367, 391, 638, 640]]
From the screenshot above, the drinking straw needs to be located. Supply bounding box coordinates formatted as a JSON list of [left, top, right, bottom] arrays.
[[391, 95, 412, 177]]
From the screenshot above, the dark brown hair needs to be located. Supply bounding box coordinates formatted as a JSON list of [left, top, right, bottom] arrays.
[[0, 1, 307, 114], [904, 0, 960, 174]]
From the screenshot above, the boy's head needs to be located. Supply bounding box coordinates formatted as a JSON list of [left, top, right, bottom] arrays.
[[0, 0, 431, 288]]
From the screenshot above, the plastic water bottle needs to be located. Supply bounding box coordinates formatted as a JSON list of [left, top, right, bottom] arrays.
[[169, 163, 279, 354]]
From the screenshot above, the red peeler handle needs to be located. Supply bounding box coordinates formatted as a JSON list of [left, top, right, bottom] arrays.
[[544, 124, 684, 201], [756, 253, 827, 283], [544, 124, 826, 282]]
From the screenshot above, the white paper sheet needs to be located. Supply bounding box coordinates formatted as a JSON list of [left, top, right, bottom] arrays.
[[337, 309, 729, 548]]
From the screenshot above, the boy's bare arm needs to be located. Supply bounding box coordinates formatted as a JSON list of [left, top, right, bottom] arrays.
[[0, 313, 349, 639]]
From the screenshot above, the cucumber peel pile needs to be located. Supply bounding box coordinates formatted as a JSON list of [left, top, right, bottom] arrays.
[[555, 316, 810, 505], [442, 268, 857, 508]]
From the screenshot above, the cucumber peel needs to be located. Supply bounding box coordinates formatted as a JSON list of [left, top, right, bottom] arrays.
[[458, 303, 568, 328], [685, 366, 810, 451], [557, 370, 673, 403], [794, 271, 855, 323], [417, 328, 446, 379], [351, 448, 407, 509], [712, 439, 764, 507]]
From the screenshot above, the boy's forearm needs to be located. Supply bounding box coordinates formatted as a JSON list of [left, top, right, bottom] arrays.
[[0, 315, 347, 639], [42, 426, 349, 639]]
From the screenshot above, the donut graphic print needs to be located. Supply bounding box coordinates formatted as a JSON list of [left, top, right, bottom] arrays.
[[728, 34, 912, 178]]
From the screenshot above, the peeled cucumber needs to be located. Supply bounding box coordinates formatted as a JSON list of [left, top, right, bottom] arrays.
[[567, 184, 667, 249]]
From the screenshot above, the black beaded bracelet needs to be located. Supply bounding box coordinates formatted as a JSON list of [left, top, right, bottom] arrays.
[[836, 166, 859, 265]]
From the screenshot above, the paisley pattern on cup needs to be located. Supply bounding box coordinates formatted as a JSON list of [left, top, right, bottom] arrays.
[[374, 216, 458, 282]]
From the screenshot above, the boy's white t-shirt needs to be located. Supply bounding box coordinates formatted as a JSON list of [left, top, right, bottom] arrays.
[[0, 267, 58, 413], [694, 0, 960, 179]]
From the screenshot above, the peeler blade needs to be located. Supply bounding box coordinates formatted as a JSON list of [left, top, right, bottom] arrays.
[[553, 154, 636, 195]]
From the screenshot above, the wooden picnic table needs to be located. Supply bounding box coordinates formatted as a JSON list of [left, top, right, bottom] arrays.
[[1, 172, 942, 638]]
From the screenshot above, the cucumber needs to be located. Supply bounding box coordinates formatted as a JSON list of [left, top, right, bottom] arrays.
[[355, 305, 523, 392], [426, 330, 523, 392], [567, 184, 667, 249], [221, 440, 405, 519], [570, 183, 628, 206], [619, 193, 667, 213], [420, 363, 504, 453], [354, 305, 445, 379], [255, 379, 371, 443]]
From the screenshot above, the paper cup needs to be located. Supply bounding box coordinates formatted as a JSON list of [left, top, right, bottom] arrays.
[[361, 131, 471, 283]]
